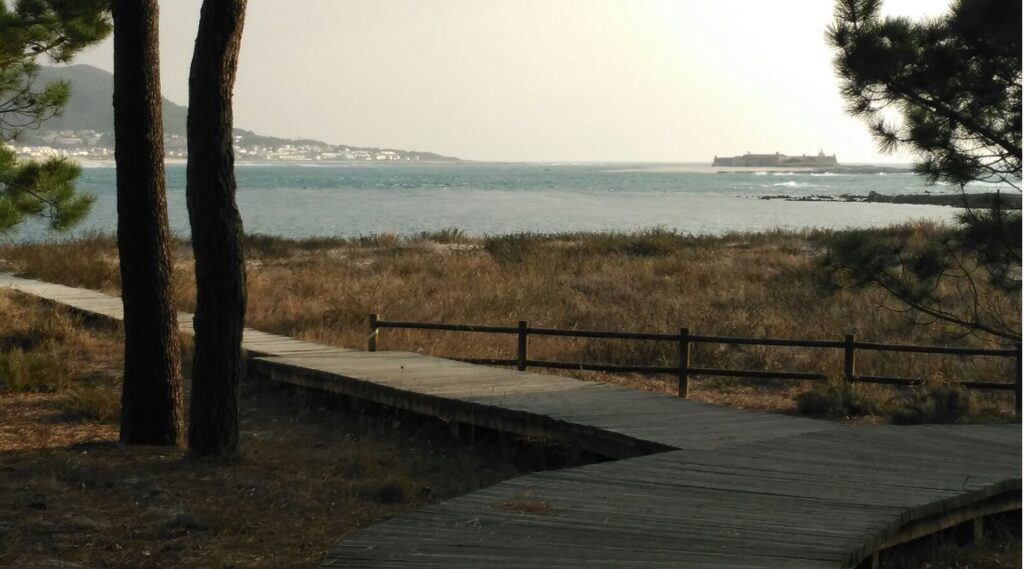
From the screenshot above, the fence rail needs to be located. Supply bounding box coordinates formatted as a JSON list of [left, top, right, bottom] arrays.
[[367, 314, 1023, 415]]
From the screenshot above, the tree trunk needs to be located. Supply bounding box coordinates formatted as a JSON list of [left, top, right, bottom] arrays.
[[186, 0, 247, 459], [112, 0, 185, 447]]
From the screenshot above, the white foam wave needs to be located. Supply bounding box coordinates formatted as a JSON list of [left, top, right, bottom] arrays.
[[772, 181, 816, 188]]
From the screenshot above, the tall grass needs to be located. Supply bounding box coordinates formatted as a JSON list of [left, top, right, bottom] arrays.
[[2, 224, 1018, 417], [0, 292, 123, 421]]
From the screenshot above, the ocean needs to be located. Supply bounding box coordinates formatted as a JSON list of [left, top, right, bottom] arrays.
[[8, 162, 996, 241]]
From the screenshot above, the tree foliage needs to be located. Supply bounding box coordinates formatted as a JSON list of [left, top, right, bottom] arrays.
[[0, 146, 90, 230], [828, 0, 1021, 189], [0, 0, 110, 233], [822, 0, 1021, 343], [819, 222, 1020, 341]]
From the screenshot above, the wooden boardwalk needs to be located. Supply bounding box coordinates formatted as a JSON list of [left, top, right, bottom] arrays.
[[326, 425, 1019, 568], [1, 273, 1020, 568]]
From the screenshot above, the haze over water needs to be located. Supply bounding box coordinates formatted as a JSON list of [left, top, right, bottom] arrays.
[[5, 162, 983, 242]]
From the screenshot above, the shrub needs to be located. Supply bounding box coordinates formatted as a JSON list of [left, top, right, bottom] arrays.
[[892, 384, 975, 425], [245, 233, 295, 258], [796, 382, 880, 418], [245, 234, 347, 258], [0, 349, 71, 393], [356, 233, 400, 249], [58, 386, 120, 423], [416, 228, 466, 244], [573, 229, 687, 257], [354, 474, 417, 505], [484, 233, 538, 264], [625, 229, 687, 257]]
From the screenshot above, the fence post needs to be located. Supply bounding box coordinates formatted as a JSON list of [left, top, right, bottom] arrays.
[[678, 328, 690, 398], [1015, 342, 1021, 416], [843, 334, 856, 384], [517, 320, 528, 371], [368, 313, 379, 352]]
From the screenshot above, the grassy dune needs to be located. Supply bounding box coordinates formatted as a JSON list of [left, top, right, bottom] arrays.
[[1, 224, 1019, 419]]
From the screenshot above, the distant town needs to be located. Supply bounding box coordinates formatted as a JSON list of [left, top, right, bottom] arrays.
[[11, 129, 453, 163]]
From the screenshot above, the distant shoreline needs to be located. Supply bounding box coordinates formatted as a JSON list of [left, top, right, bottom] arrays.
[[760, 191, 1022, 210], [77, 158, 463, 168], [611, 164, 914, 175], [69, 159, 919, 171]]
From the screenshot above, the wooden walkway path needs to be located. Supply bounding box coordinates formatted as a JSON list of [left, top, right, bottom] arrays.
[[326, 425, 1019, 568], [1, 273, 1020, 568]]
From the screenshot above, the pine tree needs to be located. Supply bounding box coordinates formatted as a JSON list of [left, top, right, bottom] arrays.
[[186, 0, 248, 458], [829, 0, 1020, 188], [0, 0, 110, 232], [822, 0, 1021, 342], [112, 0, 185, 447]]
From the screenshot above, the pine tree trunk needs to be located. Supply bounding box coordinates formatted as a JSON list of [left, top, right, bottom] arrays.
[[186, 0, 248, 459], [112, 0, 185, 447]]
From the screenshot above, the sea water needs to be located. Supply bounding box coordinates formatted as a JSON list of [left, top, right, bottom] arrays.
[[7, 162, 995, 241]]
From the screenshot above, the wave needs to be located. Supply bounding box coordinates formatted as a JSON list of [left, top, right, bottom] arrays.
[[772, 181, 817, 188], [771, 171, 842, 177]]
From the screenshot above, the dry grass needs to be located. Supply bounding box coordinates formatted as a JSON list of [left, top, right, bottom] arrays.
[[0, 292, 538, 569], [0, 225, 1018, 421]]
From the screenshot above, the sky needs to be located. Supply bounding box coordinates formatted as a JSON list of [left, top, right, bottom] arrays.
[[70, 0, 950, 163]]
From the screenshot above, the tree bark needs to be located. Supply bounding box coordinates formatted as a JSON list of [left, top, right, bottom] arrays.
[[112, 0, 185, 447], [186, 0, 247, 458]]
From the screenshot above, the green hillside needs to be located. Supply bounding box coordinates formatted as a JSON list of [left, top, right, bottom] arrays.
[[34, 64, 189, 137]]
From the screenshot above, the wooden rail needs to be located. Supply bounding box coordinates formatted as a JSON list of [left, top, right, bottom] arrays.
[[368, 314, 1023, 414]]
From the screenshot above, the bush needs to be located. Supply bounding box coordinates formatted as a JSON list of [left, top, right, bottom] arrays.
[[484, 233, 538, 264], [354, 475, 417, 505], [415, 228, 467, 244], [356, 233, 400, 249], [892, 384, 975, 425], [245, 234, 348, 258], [573, 229, 687, 257], [0, 349, 71, 393], [623, 229, 687, 257], [796, 382, 880, 418], [58, 386, 120, 423]]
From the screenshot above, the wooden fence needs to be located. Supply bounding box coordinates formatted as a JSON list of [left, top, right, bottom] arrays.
[[367, 314, 1023, 415]]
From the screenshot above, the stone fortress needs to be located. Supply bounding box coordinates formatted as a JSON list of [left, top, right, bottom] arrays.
[[712, 150, 838, 167]]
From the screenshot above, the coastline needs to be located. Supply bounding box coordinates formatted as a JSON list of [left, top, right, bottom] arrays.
[[77, 157, 464, 168], [760, 191, 1022, 210], [611, 164, 913, 174]]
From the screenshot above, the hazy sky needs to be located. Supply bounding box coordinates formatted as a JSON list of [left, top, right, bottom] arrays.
[[70, 1, 949, 163]]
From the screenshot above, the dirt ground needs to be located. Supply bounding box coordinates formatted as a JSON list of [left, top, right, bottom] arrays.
[[0, 381, 541, 569], [0, 294, 535, 569]]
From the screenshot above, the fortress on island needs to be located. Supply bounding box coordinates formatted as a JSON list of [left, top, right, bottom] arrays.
[[712, 150, 838, 167]]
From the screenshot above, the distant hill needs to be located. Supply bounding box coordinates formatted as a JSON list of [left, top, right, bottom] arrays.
[[33, 64, 189, 137], [24, 64, 458, 161]]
